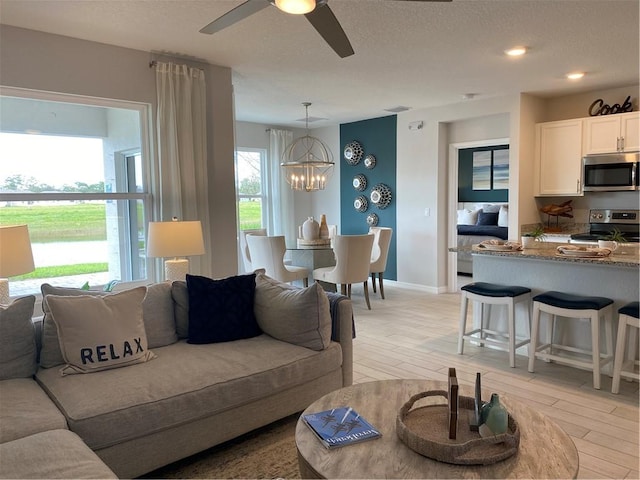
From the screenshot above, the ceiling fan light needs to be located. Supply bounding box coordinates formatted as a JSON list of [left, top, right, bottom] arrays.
[[274, 0, 316, 15]]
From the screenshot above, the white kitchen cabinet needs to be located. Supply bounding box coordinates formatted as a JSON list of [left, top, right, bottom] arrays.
[[535, 119, 583, 196], [584, 112, 640, 154]]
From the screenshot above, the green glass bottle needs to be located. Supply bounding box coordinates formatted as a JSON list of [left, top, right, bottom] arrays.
[[483, 393, 508, 435]]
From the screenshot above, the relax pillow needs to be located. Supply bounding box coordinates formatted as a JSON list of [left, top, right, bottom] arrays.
[[186, 273, 261, 344], [46, 287, 155, 375], [0, 295, 36, 380], [476, 210, 499, 226], [40, 283, 177, 368], [254, 273, 331, 351], [456, 209, 480, 225]]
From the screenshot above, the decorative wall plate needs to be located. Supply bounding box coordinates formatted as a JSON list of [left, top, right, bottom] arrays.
[[354, 195, 368, 212], [343, 141, 363, 165], [370, 183, 392, 209], [352, 174, 367, 191], [366, 213, 379, 227], [364, 154, 376, 169]]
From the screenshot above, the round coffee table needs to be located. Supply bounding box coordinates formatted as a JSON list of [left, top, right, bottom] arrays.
[[295, 379, 579, 479]]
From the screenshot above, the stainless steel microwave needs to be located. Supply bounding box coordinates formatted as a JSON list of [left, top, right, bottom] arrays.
[[582, 152, 639, 191]]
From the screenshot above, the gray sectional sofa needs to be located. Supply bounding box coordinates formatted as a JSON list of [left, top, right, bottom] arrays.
[[0, 272, 354, 478]]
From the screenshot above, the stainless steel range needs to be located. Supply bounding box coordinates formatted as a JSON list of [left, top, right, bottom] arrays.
[[570, 209, 640, 244]]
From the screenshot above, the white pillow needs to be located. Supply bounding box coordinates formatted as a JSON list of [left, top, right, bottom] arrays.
[[46, 287, 155, 375], [457, 209, 480, 225], [498, 205, 509, 227]]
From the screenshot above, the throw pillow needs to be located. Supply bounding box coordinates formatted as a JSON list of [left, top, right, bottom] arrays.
[[171, 281, 190, 339], [476, 210, 499, 226], [46, 287, 155, 375], [253, 273, 331, 351], [0, 295, 37, 380], [498, 205, 509, 227], [40, 284, 107, 368], [40, 283, 178, 367], [476, 203, 503, 213], [142, 282, 178, 348], [186, 273, 262, 344], [456, 209, 480, 225]]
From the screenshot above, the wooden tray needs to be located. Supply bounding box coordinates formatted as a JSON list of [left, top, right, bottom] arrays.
[[396, 390, 520, 465]]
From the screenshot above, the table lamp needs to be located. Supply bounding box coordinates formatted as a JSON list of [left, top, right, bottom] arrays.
[[147, 218, 205, 281], [0, 225, 35, 304]]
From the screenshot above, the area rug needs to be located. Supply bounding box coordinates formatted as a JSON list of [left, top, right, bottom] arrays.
[[143, 414, 301, 479]]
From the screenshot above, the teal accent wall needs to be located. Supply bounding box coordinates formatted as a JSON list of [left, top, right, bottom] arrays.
[[340, 116, 397, 280], [458, 144, 509, 203]]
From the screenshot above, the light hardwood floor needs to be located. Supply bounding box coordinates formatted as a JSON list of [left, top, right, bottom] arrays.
[[348, 281, 639, 480]]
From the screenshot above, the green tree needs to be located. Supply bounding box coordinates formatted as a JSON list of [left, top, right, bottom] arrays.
[[239, 175, 261, 195]]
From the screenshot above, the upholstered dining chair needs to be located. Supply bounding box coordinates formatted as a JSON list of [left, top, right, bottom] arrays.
[[246, 235, 309, 286], [313, 234, 375, 309], [369, 227, 393, 299], [240, 228, 266, 273]]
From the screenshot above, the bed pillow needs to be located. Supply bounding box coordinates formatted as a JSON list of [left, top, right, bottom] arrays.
[[457, 209, 480, 225], [476, 210, 499, 226], [186, 273, 262, 344], [498, 205, 509, 227], [253, 273, 331, 351], [46, 287, 155, 375], [0, 295, 37, 380]]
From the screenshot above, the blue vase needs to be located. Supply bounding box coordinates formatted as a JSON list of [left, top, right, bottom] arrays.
[[482, 393, 508, 435]]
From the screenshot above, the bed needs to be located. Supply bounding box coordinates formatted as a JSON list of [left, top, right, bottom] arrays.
[[456, 203, 509, 275]]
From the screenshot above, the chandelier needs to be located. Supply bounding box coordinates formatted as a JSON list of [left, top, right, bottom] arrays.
[[281, 102, 335, 192]]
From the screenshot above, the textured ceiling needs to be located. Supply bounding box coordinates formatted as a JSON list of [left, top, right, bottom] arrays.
[[0, 0, 638, 128]]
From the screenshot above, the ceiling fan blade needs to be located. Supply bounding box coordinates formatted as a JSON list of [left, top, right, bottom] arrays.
[[200, 0, 271, 35], [305, 3, 354, 58]]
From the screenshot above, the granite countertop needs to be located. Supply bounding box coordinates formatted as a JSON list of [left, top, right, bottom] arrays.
[[467, 242, 640, 268]]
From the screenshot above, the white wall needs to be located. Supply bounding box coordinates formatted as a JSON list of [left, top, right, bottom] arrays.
[[0, 25, 238, 278]]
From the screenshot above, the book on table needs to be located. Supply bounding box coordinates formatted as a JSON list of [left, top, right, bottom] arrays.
[[302, 407, 381, 449]]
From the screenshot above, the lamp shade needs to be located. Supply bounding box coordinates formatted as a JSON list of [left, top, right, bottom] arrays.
[[0, 225, 35, 278], [147, 220, 205, 258]]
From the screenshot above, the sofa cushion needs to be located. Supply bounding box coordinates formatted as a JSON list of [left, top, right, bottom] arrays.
[[0, 295, 36, 380], [0, 429, 118, 479], [46, 287, 155, 375], [254, 273, 331, 351], [186, 273, 262, 344], [35, 336, 342, 450], [141, 282, 179, 348], [171, 281, 190, 339], [40, 283, 177, 368], [0, 378, 68, 443]]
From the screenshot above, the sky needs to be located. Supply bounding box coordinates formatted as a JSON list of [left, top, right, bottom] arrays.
[[0, 132, 104, 188]]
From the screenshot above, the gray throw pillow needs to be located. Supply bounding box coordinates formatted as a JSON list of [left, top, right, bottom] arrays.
[[46, 287, 155, 375], [171, 281, 190, 339], [141, 282, 178, 348], [0, 295, 37, 380], [253, 273, 331, 351]]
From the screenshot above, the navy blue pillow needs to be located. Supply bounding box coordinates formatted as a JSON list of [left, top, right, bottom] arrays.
[[186, 273, 261, 344], [476, 211, 499, 226]]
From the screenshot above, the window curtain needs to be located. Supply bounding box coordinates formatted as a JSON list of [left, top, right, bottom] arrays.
[[154, 61, 212, 277], [266, 129, 296, 245]]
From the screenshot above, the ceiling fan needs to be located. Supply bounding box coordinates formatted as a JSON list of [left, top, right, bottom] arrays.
[[200, 0, 452, 58]]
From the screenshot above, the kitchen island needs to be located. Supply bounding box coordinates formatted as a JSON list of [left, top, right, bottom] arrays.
[[453, 242, 639, 353]]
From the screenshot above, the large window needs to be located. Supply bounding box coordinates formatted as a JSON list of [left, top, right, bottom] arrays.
[[0, 90, 153, 297], [235, 148, 266, 230]]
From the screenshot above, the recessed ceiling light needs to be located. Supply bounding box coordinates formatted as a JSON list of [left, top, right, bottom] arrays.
[[505, 46, 527, 57], [566, 72, 585, 80]]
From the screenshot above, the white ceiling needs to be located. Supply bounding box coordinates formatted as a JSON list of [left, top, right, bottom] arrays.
[[1, 0, 638, 128]]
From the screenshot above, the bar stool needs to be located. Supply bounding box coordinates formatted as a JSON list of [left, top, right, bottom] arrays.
[[458, 282, 532, 368], [528, 291, 614, 390], [612, 301, 639, 394]]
